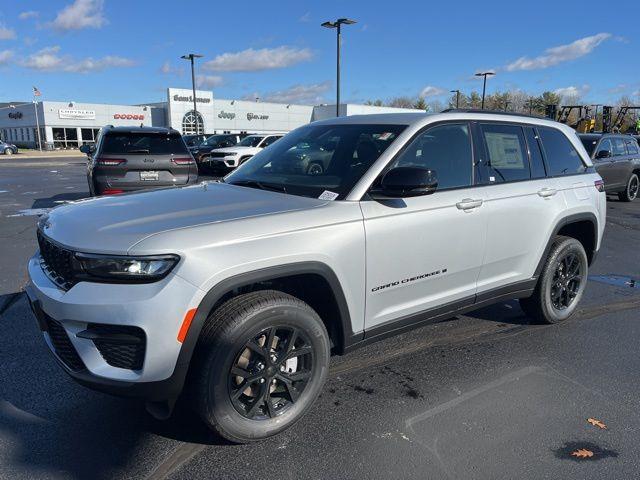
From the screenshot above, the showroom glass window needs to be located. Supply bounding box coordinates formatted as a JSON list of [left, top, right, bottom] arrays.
[[390, 123, 473, 190], [538, 127, 587, 176]]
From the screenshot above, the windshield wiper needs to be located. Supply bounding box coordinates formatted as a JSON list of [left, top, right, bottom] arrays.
[[229, 179, 287, 194]]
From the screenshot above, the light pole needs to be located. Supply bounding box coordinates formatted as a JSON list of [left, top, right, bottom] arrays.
[[450, 89, 461, 109], [321, 18, 357, 117], [475, 71, 495, 109], [180, 53, 203, 134]]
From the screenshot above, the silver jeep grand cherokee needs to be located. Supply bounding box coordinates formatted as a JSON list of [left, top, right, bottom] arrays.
[[26, 111, 606, 443]]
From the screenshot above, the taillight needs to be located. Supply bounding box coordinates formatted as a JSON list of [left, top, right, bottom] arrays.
[[594, 179, 605, 192], [102, 189, 124, 195], [171, 157, 195, 165], [96, 158, 127, 166]]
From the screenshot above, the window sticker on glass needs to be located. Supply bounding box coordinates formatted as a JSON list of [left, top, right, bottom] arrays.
[[485, 132, 525, 169], [318, 190, 339, 201], [377, 132, 394, 141]]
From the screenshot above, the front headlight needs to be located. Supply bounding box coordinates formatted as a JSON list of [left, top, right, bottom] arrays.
[[74, 253, 179, 282]]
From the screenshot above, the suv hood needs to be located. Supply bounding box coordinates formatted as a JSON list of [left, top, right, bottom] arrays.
[[40, 182, 325, 254], [214, 146, 258, 155]]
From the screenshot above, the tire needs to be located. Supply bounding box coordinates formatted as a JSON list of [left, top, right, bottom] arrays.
[[618, 173, 639, 202], [4, 148, 12, 155], [190, 290, 330, 443], [519, 235, 588, 324], [307, 162, 324, 175]]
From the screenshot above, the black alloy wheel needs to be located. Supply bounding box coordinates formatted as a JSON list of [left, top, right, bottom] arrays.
[[549, 252, 583, 311], [228, 326, 313, 420]]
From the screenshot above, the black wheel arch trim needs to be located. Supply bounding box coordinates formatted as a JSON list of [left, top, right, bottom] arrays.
[[533, 212, 599, 279]]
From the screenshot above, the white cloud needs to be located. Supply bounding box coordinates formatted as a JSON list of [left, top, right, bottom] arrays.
[[299, 12, 311, 22], [203, 46, 313, 72], [19, 11, 39, 20], [0, 50, 13, 65], [21, 46, 134, 73], [50, 0, 107, 31], [248, 81, 332, 104], [160, 61, 183, 75], [0, 24, 16, 40], [419, 86, 446, 98], [196, 75, 224, 88], [506, 33, 610, 71], [554, 84, 591, 99]]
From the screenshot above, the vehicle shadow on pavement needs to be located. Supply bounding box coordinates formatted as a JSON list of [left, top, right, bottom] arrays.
[[465, 299, 533, 326], [31, 192, 90, 209]]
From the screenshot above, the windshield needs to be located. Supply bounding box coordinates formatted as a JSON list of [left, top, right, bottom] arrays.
[[238, 136, 265, 147], [204, 135, 230, 146], [225, 124, 406, 199], [102, 133, 189, 155], [580, 136, 598, 156], [183, 135, 202, 147]]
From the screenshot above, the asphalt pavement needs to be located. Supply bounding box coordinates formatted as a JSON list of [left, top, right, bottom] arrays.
[[1, 157, 639, 479]]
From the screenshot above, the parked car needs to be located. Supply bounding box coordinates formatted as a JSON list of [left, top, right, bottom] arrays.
[[82, 126, 198, 196], [579, 133, 640, 201], [0, 140, 18, 155], [190, 134, 243, 159], [183, 134, 215, 148], [200, 134, 282, 173], [27, 111, 605, 443]]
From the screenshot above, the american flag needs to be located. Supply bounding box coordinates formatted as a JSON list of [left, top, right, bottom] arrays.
[[33, 86, 41, 97]]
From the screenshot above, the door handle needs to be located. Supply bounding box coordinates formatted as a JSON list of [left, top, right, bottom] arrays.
[[537, 187, 557, 198], [456, 198, 483, 210]]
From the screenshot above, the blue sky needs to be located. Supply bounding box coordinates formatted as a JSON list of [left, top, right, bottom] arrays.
[[0, 0, 639, 106]]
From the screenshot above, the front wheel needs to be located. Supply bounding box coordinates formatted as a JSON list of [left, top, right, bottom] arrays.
[[190, 290, 330, 443], [519, 236, 588, 324], [618, 173, 639, 202], [4, 148, 12, 155]]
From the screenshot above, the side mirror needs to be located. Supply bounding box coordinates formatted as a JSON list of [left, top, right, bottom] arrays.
[[79, 144, 94, 155], [595, 149, 612, 159], [372, 166, 438, 198]]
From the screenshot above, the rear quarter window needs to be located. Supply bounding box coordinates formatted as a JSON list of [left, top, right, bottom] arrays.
[[101, 133, 189, 155], [538, 127, 587, 176]]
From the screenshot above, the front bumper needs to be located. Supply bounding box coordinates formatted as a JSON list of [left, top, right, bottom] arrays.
[[26, 254, 204, 400]]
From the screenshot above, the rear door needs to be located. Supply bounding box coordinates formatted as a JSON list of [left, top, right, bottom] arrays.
[[99, 132, 195, 188], [474, 122, 567, 294], [610, 136, 633, 187]]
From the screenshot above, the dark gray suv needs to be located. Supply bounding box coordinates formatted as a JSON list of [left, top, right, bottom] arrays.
[[83, 126, 198, 196], [579, 133, 640, 201]]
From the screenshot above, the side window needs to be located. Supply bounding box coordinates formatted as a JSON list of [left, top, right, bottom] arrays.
[[595, 138, 612, 159], [538, 127, 587, 176], [612, 138, 627, 156], [525, 127, 547, 178], [262, 136, 279, 147], [479, 123, 530, 183], [625, 139, 639, 155], [392, 123, 472, 190]]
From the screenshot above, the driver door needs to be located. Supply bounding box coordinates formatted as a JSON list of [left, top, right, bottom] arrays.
[[360, 122, 488, 331]]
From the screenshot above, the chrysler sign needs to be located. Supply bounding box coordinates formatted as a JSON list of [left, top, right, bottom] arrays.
[[58, 108, 96, 120]]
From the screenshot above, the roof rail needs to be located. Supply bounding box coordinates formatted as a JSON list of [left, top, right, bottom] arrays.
[[441, 108, 547, 120]]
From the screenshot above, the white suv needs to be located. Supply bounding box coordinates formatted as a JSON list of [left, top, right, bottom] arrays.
[[201, 134, 282, 172], [26, 111, 606, 443]]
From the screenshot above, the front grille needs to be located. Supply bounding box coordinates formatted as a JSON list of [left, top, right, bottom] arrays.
[[37, 230, 77, 290], [208, 152, 230, 158], [88, 324, 146, 370], [45, 317, 86, 371]]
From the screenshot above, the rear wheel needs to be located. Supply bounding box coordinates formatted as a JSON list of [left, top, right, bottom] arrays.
[[519, 236, 588, 324], [618, 173, 639, 202], [4, 148, 12, 155], [190, 290, 330, 443]]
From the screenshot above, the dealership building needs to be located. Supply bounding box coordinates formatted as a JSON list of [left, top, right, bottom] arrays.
[[0, 87, 419, 149]]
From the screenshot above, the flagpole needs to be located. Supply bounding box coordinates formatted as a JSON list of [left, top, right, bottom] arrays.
[[33, 94, 42, 152]]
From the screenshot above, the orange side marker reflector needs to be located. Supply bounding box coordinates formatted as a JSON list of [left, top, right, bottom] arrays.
[[178, 308, 197, 343]]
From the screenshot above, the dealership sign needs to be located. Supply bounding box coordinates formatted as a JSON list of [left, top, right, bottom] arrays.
[[247, 112, 269, 121], [8, 111, 23, 119], [172, 94, 211, 104], [114, 113, 145, 120], [58, 108, 96, 120], [218, 111, 236, 120]]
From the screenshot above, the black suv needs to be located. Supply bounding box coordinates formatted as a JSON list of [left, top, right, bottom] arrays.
[[579, 133, 640, 201], [190, 134, 243, 161], [83, 126, 198, 196]]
